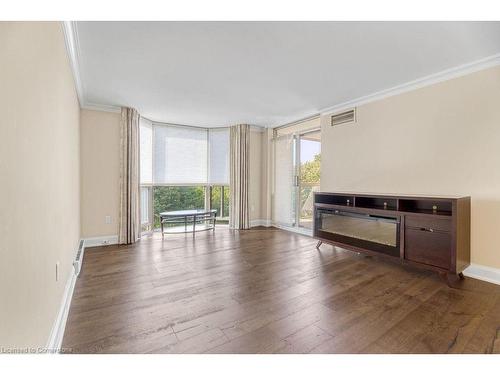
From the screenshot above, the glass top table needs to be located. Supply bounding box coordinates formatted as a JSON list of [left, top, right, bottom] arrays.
[[159, 209, 217, 236]]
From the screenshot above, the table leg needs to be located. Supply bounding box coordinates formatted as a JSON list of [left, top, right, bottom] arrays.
[[161, 219, 164, 239], [184, 216, 187, 232], [193, 214, 196, 236]]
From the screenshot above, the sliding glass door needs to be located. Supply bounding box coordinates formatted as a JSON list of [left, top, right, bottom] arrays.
[[297, 130, 321, 229], [273, 134, 296, 227], [273, 122, 321, 232]]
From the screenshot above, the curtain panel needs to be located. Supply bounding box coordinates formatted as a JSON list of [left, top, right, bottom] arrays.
[[229, 124, 250, 229], [119, 107, 140, 244]]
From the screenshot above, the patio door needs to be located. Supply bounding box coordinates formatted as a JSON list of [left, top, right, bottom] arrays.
[[273, 134, 296, 227], [273, 126, 321, 231], [297, 130, 321, 229]]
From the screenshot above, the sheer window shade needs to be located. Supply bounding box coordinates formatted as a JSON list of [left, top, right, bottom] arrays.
[[139, 118, 153, 184], [153, 125, 208, 184], [208, 128, 229, 184]]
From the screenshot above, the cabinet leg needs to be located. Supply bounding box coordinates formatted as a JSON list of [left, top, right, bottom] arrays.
[[439, 271, 463, 288], [316, 240, 322, 250]]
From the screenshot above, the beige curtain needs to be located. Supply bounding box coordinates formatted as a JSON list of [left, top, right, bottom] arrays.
[[119, 107, 140, 244], [229, 124, 250, 229]]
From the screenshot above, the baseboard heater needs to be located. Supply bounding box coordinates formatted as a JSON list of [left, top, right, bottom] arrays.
[[73, 239, 85, 276]]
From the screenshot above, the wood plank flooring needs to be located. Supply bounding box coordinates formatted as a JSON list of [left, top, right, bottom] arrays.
[[62, 227, 500, 354]]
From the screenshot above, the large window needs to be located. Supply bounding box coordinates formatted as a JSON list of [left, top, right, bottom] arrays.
[[140, 119, 230, 231]]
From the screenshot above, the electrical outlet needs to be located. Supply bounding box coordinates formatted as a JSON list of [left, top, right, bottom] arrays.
[[55, 262, 60, 282], [105, 215, 112, 224]]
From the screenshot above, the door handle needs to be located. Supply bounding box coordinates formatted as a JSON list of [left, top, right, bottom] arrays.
[[420, 227, 434, 232]]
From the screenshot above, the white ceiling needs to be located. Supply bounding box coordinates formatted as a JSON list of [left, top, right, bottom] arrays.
[[74, 21, 500, 127]]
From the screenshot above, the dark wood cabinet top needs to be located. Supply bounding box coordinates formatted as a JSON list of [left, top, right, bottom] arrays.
[[315, 191, 469, 201]]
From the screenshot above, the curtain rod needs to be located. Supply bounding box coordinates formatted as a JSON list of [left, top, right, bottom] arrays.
[[142, 116, 264, 132], [141, 116, 229, 130]]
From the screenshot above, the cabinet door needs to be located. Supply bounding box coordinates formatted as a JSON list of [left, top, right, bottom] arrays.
[[405, 228, 451, 270]]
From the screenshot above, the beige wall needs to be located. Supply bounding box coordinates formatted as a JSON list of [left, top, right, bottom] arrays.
[[249, 128, 263, 221], [320, 65, 500, 269], [80, 109, 121, 238], [0, 22, 81, 347]]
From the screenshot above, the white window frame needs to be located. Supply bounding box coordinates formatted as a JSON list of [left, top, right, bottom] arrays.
[[139, 120, 230, 234]]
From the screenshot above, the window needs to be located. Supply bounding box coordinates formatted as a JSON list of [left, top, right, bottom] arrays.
[[209, 186, 230, 223], [140, 119, 230, 232], [140, 186, 152, 232], [153, 186, 206, 228]]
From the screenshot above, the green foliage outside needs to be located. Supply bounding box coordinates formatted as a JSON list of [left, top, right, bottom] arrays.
[[299, 154, 321, 219], [210, 186, 230, 219], [153, 186, 230, 228], [300, 154, 321, 183]]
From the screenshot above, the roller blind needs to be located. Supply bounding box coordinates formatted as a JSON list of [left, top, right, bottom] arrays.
[[139, 118, 153, 184], [153, 125, 208, 184], [208, 128, 229, 184]]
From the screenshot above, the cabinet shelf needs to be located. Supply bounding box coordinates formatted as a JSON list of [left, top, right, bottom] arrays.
[[398, 199, 452, 216]]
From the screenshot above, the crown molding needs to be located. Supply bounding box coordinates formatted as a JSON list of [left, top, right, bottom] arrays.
[[82, 102, 122, 113], [62, 21, 122, 114], [61, 21, 84, 107], [320, 52, 500, 116]]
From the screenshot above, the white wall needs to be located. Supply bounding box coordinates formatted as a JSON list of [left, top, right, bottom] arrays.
[[320, 65, 500, 269], [0, 22, 81, 347]]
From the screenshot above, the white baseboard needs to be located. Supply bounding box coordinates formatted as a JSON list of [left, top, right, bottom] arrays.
[[83, 235, 118, 247], [272, 223, 313, 237], [249, 219, 272, 227], [463, 263, 500, 286], [46, 259, 78, 353], [249, 220, 313, 237]]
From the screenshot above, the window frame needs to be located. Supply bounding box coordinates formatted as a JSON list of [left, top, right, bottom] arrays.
[[139, 120, 230, 234], [140, 183, 230, 233]]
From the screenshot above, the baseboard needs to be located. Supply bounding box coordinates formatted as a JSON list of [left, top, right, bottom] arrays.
[[463, 263, 500, 286], [273, 223, 313, 237], [249, 219, 272, 227], [46, 258, 78, 353], [83, 235, 119, 247]]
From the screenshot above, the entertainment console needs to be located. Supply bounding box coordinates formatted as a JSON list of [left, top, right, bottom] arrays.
[[313, 192, 470, 285]]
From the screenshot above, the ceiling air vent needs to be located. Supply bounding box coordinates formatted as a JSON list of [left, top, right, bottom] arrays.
[[331, 109, 356, 126]]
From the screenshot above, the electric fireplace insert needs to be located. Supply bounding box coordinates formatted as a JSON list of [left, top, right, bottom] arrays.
[[316, 208, 400, 257]]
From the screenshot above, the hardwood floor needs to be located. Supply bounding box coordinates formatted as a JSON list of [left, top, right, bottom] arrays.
[[62, 227, 500, 354]]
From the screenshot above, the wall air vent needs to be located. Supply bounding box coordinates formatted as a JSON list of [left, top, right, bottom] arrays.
[[331, 109, 356, 126]]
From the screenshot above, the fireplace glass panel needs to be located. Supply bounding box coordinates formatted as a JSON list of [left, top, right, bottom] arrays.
[[318, 210, 398, 247]]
